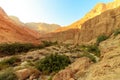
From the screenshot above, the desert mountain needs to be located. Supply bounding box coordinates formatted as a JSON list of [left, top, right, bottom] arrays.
[[0, 7, 40, 43], [41, 0, 120, 44], [56, 0, 120, 32], [26, 22, 61, 33], [1, 0, 120, 80], [9, 16, 24, 25], [9, 16, 61, 33]]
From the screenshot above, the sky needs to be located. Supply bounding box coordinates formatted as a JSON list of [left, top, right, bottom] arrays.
[[0, 0, 113, 26]]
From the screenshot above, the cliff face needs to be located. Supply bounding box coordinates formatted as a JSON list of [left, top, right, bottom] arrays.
[[41, 29, 80, 44], [78, 6, 120, 44], [51, 4, 120, 79], [52, 32, 120, 80], [79, 34, 120, 80], [56, 0, 120, 32], [41, 6, 120, 44], [0, 7, 40, 43]]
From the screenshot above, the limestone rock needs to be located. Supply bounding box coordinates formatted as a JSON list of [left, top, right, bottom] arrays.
[[53, 68, 73, 80], [79, 47, 120, 80], [15, 68, 40, 80], [77, 6, 120, 44], [53, 57, 91, 80], [15, 69, 31, 80]]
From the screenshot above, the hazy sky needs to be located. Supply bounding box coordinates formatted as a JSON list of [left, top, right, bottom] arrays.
[[0, 0, 113, 26]]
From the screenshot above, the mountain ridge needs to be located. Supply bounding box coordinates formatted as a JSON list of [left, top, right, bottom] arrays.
[[41, 0, 120, 44], [26, 22, 61, 33], [0, 7, 40, 43], [55, 0, 120, 32], [9, 16, 61, 33]]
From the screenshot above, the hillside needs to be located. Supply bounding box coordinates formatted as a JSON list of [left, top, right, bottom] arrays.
[[9, 16, 61, 33], [41, 0, 120, 44], [0, 7, 40, 43], [26, 22, 61, 33]]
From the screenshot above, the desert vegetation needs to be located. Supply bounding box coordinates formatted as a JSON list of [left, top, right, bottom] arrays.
[[0, 41, 57, 55], [35, 54, 71, 74], [0, 68, 18, 80], [96, 34, 108, 45], [114, 28, 120, 36], [79, 44, 100, 62], [0, 56, 21, 70]]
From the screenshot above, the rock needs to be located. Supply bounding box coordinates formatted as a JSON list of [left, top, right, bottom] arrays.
[[15, 68, 41, 80], [69, 57, 91, 71], [76, 34, 120, 80], [53, 57, 91, 80], [79, 47, 120, 80], [29, 68, 41, 80], [99, 34, 120, 56], [69, 78, 75, 80], [15, 69, 31, 80], [53, 68, 74, 80], [20, 61, 29, 66]]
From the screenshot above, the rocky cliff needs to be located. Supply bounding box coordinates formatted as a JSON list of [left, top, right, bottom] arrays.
[[40, 29, 80, 44], [56, 0, 120, 32], [0, 7, 40, 43], [52, 33, 120, 80], [77, 6, 120, 44], [41, 0, 120, 44]]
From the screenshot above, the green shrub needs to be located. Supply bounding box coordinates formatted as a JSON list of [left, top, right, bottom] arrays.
[[79, 45, 100, 57], [96, 35, 108, 45], [0, 56, 21, 65], [0, 41, 57, 55], [86, 45, 100, 57], [41, 41, 58, 47], [0, 43, 34, 55], [0, 68, 18, 80], [114, 28, 120, 36], [0, 56, 21, 70], [36, 54, 71, 74]]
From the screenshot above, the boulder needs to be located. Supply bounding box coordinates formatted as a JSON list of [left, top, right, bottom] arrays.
[[15, 68, 40, 80]]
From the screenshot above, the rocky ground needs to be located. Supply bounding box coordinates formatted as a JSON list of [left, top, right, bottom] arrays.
[[0, 31, 120, 80], [52, 33, 120, 80], [0, 39, 101, 80]]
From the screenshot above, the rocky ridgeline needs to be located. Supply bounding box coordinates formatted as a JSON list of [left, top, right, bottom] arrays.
[[0, 7, 40, 43], [42, 5, 120, 45], [42, 0, 120, 45], [56, 0, 120, 32]]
